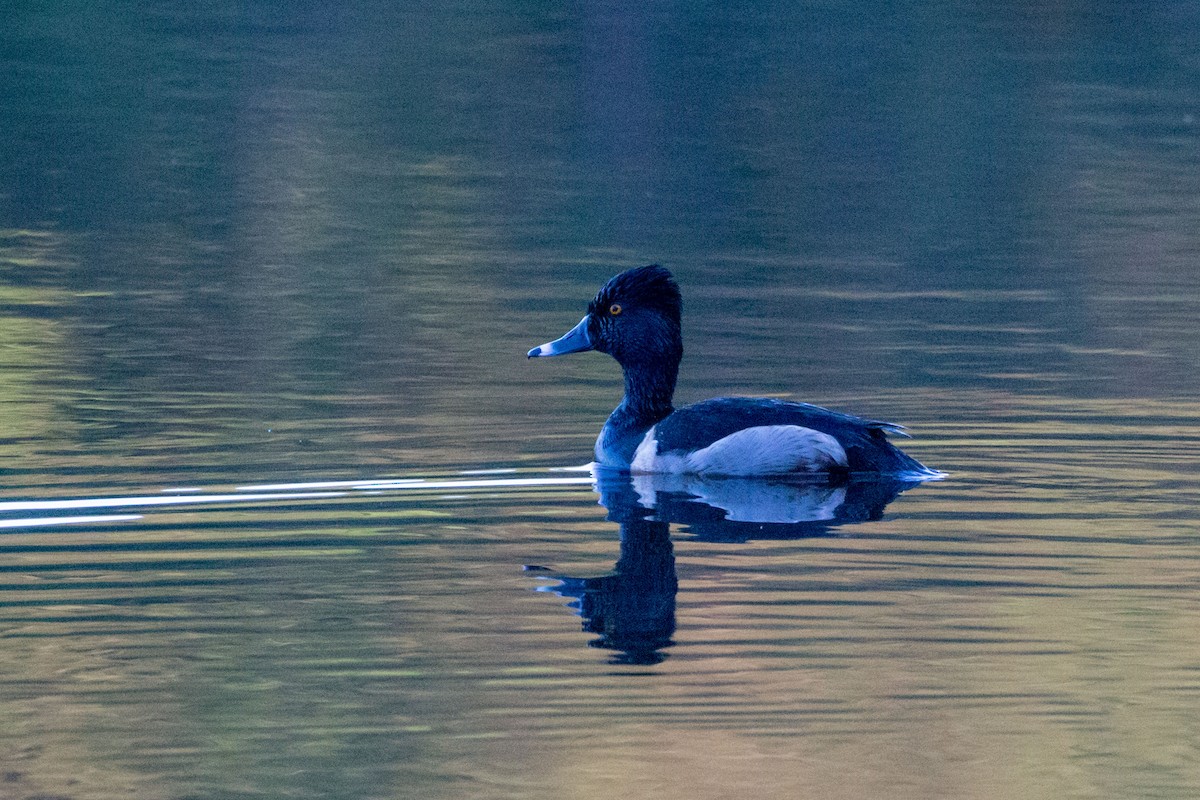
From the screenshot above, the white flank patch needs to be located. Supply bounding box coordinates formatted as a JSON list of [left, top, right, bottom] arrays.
[[629, 426, 663, 473], [631, 424, 848, 476]]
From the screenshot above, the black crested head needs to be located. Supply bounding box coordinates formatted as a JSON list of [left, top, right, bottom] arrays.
[[588, 264, 681, 328], [581, 264, 683, 383], [528, 264, 683, 425]]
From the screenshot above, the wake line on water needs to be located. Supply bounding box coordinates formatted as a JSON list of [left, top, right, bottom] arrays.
[[0, 472, 597, 530]]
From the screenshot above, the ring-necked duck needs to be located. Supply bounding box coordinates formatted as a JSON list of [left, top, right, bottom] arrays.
[[528, 265, 938, 478]]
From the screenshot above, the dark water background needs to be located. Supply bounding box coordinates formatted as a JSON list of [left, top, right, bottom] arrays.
[[2, 3, 1200, 799]]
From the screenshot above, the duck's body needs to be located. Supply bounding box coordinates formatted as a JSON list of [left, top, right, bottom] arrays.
[[529, 265, 936, 479]]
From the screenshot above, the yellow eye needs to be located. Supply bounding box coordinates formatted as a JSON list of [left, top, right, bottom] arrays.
[[609, 303, 622, 316]]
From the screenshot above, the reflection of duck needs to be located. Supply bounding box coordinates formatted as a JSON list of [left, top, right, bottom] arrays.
[[529, 265, 940, 479], [598, 467, 919, 542], [538, 468, 923, 664], [548, 512, 676, 666]]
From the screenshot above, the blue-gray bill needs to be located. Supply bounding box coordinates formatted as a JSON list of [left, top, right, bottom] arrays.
[[527, 316, 593, 358]]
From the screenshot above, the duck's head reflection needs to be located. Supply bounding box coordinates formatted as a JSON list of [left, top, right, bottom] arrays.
[[539, 467, 926, 665]]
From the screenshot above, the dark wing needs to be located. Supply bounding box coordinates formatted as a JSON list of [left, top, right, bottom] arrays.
[[654, 397, 930, 476]]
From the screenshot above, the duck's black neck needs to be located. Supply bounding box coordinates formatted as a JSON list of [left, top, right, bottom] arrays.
[[616, 360, 678, 427]]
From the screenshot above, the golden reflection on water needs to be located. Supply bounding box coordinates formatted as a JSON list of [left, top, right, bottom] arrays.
[[0, 394, 1194, 798]]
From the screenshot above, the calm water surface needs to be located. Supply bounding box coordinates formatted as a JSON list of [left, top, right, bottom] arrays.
[[2, 3, 1200, 799]]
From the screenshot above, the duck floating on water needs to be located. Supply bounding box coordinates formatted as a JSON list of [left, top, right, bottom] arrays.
[[529, 265, 937, 479]]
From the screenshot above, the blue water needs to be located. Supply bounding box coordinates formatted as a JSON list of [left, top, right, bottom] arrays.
[[2, 2, 1200, 798]]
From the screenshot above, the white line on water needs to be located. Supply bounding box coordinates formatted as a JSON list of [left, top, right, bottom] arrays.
[[0, 492, 347, 514], [0, 514, 145, 529], [0, 474, 594, 519], [233, 479, 425, 492], [235, 477, 594, 492]]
